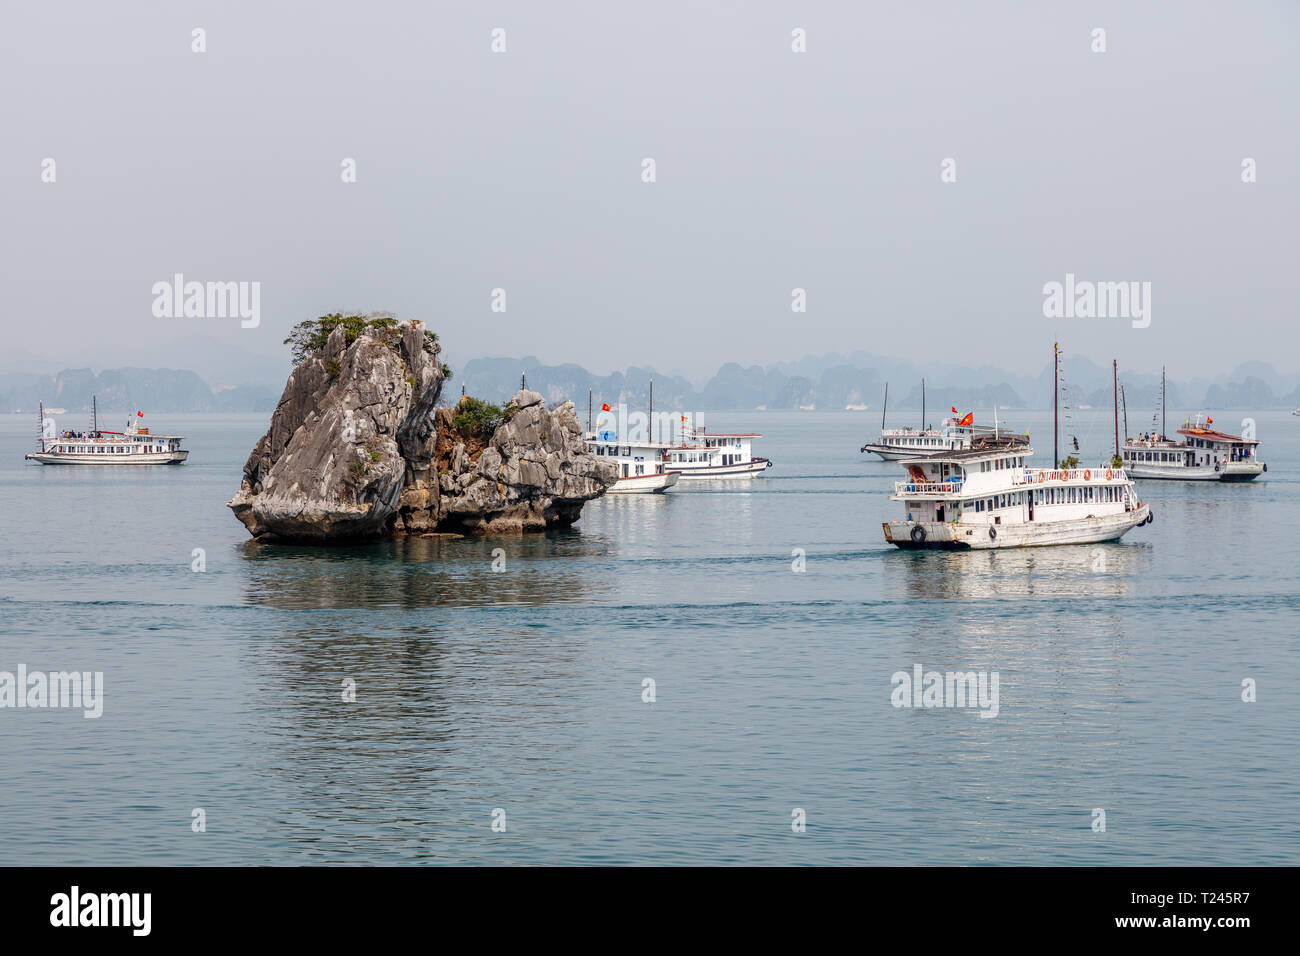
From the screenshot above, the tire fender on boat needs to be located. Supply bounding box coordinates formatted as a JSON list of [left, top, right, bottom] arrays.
[[910, 525, 927, 544], [988, 526, 997, 541]]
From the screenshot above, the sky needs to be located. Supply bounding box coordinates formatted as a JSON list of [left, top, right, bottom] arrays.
[[2, 1, 1297, 382]]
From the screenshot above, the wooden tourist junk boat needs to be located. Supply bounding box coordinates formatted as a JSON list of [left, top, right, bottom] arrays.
[[585, 384, 771, 487], [883, 346, 1151, 549], [663, 425, 772, 479], [1119, 369, 1266, 481], [583, 435, 681, 493], [881, 436, 1149, 550], [861, 380, 1024, 460], [24, 398, 188, 466]]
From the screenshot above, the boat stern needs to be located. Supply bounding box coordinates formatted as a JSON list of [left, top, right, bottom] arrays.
[[882, 520, 966, 550], [1220, 460, 1264, 481]]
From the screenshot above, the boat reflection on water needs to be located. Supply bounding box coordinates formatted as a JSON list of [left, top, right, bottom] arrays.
[[582, 491, 675, 547], [238, 531, 615, 611], [883, 541, 1152, 602]]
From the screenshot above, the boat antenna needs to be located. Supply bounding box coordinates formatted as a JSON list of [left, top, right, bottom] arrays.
[[1053, 342, 1060, 469], [649, 379, 654, 443], [921, 378, 925, 432], [881, 382, 888, 431], [1113, 359, 1119, 460]]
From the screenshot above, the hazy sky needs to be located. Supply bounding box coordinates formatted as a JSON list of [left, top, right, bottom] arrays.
[[2, 1, 1297, 381]]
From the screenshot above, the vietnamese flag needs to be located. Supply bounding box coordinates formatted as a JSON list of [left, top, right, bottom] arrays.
[[951, 407, 958, 413], [1207, 417, 1213, 424], [959, 412, 973, 426], [137, 411, 144, 417], [680, 414, 686, 421], [600, 403, 611, 412]]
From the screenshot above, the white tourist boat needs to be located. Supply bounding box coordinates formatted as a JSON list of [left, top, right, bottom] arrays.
[[882, 436, 1150, 550], [24, 400, 188, 465], [1122, 415, 1265, 481], [861, 381, 1024, 460], [584, 436, 681, 493], [862, 414, 1025, 460], [663, 426, 772, 479]]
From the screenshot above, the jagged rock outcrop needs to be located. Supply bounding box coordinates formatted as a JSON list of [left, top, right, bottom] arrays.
[[229, 321, 615, 539], [394, 390, 617, 535]]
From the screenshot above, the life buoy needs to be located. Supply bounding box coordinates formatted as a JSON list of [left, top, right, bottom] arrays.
[[910, 525, 927, 544], [988, 527, 997, 541], [1036, 471, 1045, 483], [1083, 469, 1091, 481], [1105, 469, 1113, 480], [1060, 471, 1068, 482]]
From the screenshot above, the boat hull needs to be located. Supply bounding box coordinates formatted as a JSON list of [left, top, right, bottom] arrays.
[[605, 471, 679, 494], [672, 458, 772, 480], [24, 451, 189, 465], [883, 504, 1150, 550], [861, 444, 928, 461], [1129, 461, 1263, 482]]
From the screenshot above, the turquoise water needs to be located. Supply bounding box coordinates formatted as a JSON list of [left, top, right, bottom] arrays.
[[1, 410, 1296, 865]]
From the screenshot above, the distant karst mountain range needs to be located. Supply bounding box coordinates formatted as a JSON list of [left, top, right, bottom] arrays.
[[451, 353, 1300, 418], [4, 351, 1299, 416], [0, 368, 279, 415]]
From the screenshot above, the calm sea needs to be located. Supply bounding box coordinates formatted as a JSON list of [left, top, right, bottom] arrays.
[[1, 408, 1296, 865]]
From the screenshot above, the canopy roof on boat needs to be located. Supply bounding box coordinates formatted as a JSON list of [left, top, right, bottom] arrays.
[[900, 442, 1036, 466], [1176, 427, 1257, 445]]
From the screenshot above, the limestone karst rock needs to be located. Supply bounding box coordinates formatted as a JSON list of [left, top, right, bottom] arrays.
[[229, 320, 615, 539], [395, 390, 617, 535]]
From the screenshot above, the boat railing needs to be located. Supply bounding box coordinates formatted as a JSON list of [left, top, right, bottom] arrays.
[[1019, 467, 1128, 483], [894, 478, 963, 496]]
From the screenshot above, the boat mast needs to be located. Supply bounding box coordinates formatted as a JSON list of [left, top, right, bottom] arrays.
[[1161, 366, 1166, 438], [91, 395, 98, 435], [37, 401, 45, 449], [921, 378, 925, 431], [649, 379, 654, 443], [1053, 343, 1059, 469], [1113, 359, 1119, 460], [1121, 384, 1128, 442], [881, 382, 888, 431], [588, 387, 592, 435]]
